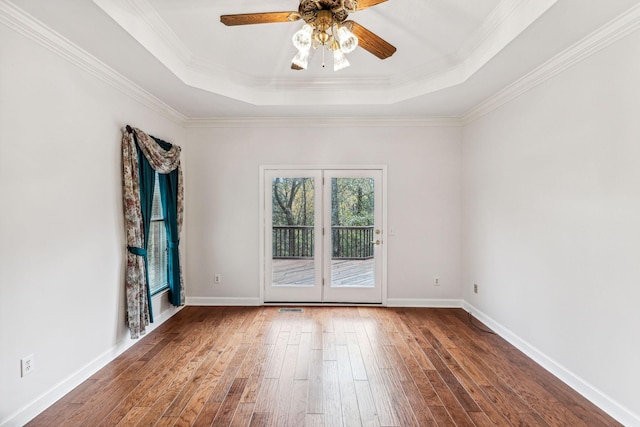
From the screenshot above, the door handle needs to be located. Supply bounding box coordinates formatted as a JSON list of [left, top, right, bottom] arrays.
[[370, 240, 381, 245]]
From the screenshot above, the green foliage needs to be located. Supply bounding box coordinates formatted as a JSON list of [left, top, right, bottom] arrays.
[[271, 177, 374, 227], [272, 178, 315, 226], [332, 178, 374, 226]]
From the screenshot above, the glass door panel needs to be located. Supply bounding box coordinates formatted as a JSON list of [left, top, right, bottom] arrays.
[[323, 170, 382, 303], [264, 168, 383, 304], [264, 170, 322, 302]]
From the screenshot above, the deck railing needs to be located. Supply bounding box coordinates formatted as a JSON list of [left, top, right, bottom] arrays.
[[332, 226, 374, 259], [272, 226, 374, 260], [273, 226, 314, 259]]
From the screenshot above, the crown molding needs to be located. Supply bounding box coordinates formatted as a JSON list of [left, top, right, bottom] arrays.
[[462, 2, 640, 125], [458, 0, 523, 58], [93, 0, 556, 106], [6, 0, 638, 126], [396, 0, 531, 86], [184, 116, 463, 129], [0, 0, 186, 124], [124, 0, 191, 65]]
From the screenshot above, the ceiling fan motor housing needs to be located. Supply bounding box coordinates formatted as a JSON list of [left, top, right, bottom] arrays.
[[299, 0, 358, 24]]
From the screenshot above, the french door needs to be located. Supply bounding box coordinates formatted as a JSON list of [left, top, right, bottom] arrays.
[[263, 168, 383, 303]]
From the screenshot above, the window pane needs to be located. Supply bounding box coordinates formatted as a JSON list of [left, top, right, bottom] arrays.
[[148, 221, 167, 293], [148, 174, 168, 294], [151, 178, 163, 220]]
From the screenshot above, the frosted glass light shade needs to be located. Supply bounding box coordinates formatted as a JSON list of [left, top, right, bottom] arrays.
[[292, 24, 313, 51], [333, 49, 350, 71], [292, 49, 310, 69], [337, 26, 358, 53]]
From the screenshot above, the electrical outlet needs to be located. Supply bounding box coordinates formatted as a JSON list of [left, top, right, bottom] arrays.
[[214, 274, 222, 284], [21, 354, 34, 377], [474, 283, 478, 294], [434, 276, 440, 286]]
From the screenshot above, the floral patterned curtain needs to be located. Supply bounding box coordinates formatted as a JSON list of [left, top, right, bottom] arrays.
[[122, 126, 184, 339]]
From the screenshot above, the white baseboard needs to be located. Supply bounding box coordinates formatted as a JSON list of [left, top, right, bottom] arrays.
[[462, 302, 640, 427], [386, 298, 464, 308], [1, 303, 183, 427], [7, 298, 637, 427], [186, 298, 463, 308], [186, 296, 262, 306]]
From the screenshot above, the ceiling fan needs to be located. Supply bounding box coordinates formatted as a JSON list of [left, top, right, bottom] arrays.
[[221, 0, 396, 71]]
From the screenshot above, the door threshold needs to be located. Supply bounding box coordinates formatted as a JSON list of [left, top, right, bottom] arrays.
[[264, 302, 384, 306]]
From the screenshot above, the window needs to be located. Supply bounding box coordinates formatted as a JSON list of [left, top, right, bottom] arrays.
[[148, 173, 168, 294]]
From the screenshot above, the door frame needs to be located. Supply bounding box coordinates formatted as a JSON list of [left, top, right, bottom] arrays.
[[259, 165, 388, 305]]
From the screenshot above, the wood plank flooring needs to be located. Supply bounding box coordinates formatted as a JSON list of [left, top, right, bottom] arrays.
[[27, 306, 621, 426]]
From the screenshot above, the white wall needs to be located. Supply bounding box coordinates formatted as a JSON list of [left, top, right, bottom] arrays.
[[0, 24, 185, 425], [185, 124, 462, 305], [5, 1, 639, 425], [462, 28, 640, 422]]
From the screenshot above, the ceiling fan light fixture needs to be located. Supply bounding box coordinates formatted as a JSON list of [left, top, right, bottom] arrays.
[[292, 24, 313, 50], [292, 48, 310, 69], [333, 49, 350, 71], [221, 0, 396, 71], [336, 26, 358, 53]]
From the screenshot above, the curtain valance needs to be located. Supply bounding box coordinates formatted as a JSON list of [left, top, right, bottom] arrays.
[[132, 127, 181, 173]]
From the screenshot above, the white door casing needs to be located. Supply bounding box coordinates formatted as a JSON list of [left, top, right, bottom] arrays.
[[261, 166, 386, 304]]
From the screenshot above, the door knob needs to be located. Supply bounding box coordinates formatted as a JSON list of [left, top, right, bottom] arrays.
[[370, 240, 381, 245]]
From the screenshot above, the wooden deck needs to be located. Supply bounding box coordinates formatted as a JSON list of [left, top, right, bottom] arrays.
[[272, 259, 374, 287]]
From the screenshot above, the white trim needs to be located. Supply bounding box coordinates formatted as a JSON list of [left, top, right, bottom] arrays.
[[185, 117, 463, 129], [258, 167, 266, 305], [260, 165, 388, 305], [186, 297, 262, 306], [3, 0, 639, 126], [0, 297, 182, 427], [386, 298, 464, 308], [261, 165, 388, 172], [92, 0, 556, 106], [463, 302, 640, 427], [6, 0, 639, 127], [119, 0, 192, 65], [380, 167, 388, 306], [6, 296, 638, 426], [462, 2, 640, 124], [0, 0, 186, 124], [263, 302, 384, 307]]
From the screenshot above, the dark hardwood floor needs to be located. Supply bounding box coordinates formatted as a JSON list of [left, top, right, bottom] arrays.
[[28, 306, 621, 426]]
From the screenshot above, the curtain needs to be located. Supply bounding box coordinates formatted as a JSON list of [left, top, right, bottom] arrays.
[[154, 137, 185, 306], [136, 144, 156, 323], [122, 127, 184, 339]]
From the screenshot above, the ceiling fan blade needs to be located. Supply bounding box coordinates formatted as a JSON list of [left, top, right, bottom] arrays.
[[291, 63, 304, 70], [221, 12, 300, 26], [356, 0, 388, 10], [347, 21, 396, 59]]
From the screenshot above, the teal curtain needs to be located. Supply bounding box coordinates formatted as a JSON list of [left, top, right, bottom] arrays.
[[134, 139, 156, 323], [122, 126, 183, 338], [154, 137, 182, 307]]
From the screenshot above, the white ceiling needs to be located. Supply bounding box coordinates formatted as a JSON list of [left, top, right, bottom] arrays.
[[6, 0, 640, 118]]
